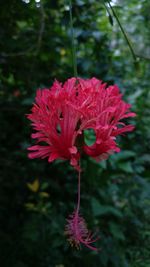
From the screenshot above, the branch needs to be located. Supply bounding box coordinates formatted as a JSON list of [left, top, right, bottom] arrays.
[[103, 2, 114, 26], [104, 1, 150, 62], [106, 1, 137, 62]]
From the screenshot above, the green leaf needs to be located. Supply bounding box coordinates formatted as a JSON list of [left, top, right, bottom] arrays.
[[91, 198, 123, 218], [112, 150, 136, 162], [118, 162, 133, 173], [109, 222, 125, 241], [7, 74, 15, 85], [16, 21, 28, 29], [108, 14, 114, 26]]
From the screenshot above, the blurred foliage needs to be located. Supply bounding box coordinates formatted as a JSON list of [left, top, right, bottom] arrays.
[[0, 0, 150, 266]]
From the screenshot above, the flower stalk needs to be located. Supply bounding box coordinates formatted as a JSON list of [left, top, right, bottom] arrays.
[[69, 0, 78, 77], [76, 166, 81, 214], [65, 167, 100, 251]]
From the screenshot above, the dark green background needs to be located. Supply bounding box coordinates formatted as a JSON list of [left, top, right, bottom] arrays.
[[0, 0, 150, 266]]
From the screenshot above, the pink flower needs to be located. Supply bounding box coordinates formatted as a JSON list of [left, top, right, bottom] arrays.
[[65, 210, 100, 251], [27, 77, 136, 251], [27, 77, 135, 169]]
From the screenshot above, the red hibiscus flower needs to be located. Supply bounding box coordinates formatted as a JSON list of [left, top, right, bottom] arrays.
[[27, 77, 135, 169]]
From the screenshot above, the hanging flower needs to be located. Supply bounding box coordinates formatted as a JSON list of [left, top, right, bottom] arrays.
[[27, 77, 136, 251], [65, 210, 100, 251], [27, 77, 135, 169]]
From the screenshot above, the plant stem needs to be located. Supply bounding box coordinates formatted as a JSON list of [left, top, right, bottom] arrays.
[[107, 1, 137, 62], [69, 0, 78, 77], [103, 2, 114, 26], [76, 168, 81, 214]]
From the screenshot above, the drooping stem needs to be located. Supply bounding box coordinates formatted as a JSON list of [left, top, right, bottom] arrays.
[[65, 164, 100, 251], [76, 169, 81, 214], [69, 0, 78, 77]]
